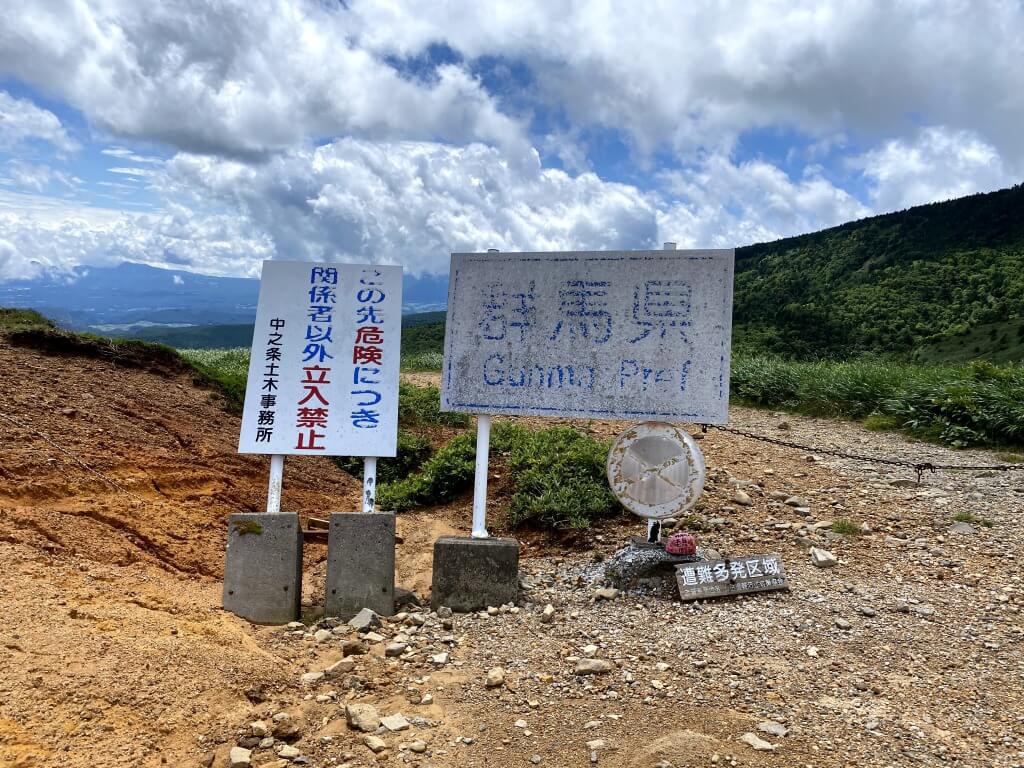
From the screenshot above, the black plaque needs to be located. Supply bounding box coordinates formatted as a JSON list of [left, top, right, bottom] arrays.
[[675, 553, 788, 602]]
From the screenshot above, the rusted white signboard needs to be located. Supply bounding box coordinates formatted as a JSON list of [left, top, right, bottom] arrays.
[[675, 553, 788, 602], [441, 249, 734, 423]]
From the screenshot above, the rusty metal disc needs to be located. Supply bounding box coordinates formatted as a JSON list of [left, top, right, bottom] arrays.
[[606, 421, 705, 520]]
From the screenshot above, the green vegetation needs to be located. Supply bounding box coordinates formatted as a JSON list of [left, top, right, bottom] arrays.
[[0, 308, 55, 331], [732, 356, 1024, 448], [398, 381, 469, 428], [733, 184, 1024, 361], [232, 519, 264, 536], [952, 510, 994, 528], [502, 426, 618, 529], [178, 347, 250, 412], [333, 430, 432, 484], [378, 422, 619, 529], [831, 519, 862, 536]]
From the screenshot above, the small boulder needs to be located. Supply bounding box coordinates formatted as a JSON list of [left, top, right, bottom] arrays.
[[381, 713, 410, 732], [228, 747, 252, 767], [345, 703, 380, 733], [363, 734, 387, 753], [810, 547, 838, 568], [485, 667, 506, 688], [348, 608, 381, 631], [740, 732, 777, 751], [575, 658, 614, 675]]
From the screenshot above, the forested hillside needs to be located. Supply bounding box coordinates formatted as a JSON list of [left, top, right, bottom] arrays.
[[733, 184, 1024, 359]]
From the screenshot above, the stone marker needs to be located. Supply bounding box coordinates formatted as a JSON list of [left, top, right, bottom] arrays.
[[223, 513, 302, 624], [675, 553, 788, 602], [431, 536, 518, 612], [325, 512, 395, 619]]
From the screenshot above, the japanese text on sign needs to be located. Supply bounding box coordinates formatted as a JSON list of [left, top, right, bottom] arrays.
[[675, 554, 788, 602], [238, 261, 402, 457], [441, 250, 734, 422]]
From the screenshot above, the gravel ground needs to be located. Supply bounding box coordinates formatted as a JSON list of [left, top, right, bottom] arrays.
[[203, 406, 1024, 768]]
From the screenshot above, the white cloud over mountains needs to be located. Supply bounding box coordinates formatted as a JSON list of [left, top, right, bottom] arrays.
[[0, 0, 1021, 281]]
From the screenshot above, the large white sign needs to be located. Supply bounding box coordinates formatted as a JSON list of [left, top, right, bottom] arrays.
[[441, 250, 733, 422], [239, 261, 402, 457]]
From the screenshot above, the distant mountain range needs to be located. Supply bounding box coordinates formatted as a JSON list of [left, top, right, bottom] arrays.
[[2, 182, 1023, 361], [0, 261, 449, 332]]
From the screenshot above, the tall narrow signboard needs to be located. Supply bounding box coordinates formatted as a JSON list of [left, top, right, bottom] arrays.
[[226, 260, 402, 624], [239, 260, 402, 459]]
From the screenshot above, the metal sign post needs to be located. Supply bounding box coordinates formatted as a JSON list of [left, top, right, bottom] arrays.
[[471, 414, 491, 538], [266, 454, 285, 514], [362, 456, 377, 513]]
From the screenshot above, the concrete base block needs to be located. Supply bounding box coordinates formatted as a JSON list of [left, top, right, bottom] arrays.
[[325, 512, 395, 620], [431, 536, 519, 612], [223, 513, 302, 624]]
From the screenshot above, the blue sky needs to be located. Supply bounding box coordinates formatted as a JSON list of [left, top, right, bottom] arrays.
[[0, 1, 1020, 281]]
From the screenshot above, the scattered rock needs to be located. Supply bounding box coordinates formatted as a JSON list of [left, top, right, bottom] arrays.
[[810, 547, 838, 568], [348, 608, 381, 631], [299, 671, 324, 685], [408, 739, 427, 753], [733, 490, 753, 506], [363, 734, 387, 753], [381, 713, 411, 732], [342, 639, 369, 656], [594, 587, 619, 600], [949, 521, 976, 535], [835, 618, 852, 630], [540, 604, 556, 623], [345, 703, 380, 733], [324, 658, 355, 677], [385, 642, 408, 657], [785, 496, 810, 508], [575, 658, 614, 675], [276, 744, 301, 759], [740, 732, 777, 751], [485, 667, 506, 688], [430, 652, 449, 665], [313, 628, 332, 643], [229, 747, 252, 767], [758, 721, 789, 738]]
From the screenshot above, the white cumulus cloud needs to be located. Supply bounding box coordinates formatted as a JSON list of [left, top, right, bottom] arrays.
[[0, 91, 78, 153]]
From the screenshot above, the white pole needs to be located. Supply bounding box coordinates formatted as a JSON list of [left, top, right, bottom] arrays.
[[266, 454, 285, 514], [471, 415, 491, 538], [362, 457, 377, 513]]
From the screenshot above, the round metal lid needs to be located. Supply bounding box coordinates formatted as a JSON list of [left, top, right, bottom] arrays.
[[606, 421, 706, 520]]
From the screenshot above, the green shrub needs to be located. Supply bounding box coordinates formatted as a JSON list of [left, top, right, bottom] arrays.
[[732, 354, 1024, 448], [831, 519, 862, 536], [503, 426, 618, 529], [333, 430, 432, 484], [377, 431, 479, 512], [398, 381, 470, 428], [378, 422, 619, 529]]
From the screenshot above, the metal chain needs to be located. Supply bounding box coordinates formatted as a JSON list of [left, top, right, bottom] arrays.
[[702, 423, 1024, 483], [0, 412, 146, 503]]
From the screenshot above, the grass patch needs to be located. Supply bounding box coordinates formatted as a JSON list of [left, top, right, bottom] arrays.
[[0, 308, 55, 332], [831, 519, 862, 536], [732, 355, 1024, 448], [378, 422, 619, 529], [952, 511, 994, 528]]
